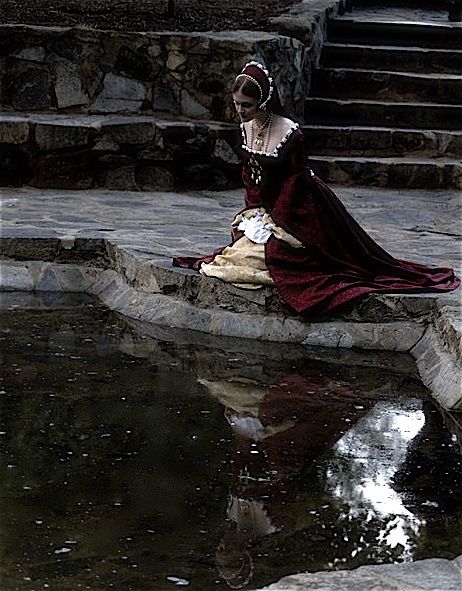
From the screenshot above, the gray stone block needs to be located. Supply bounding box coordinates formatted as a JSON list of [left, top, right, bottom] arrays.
[[92, 73, 147, 113], [35, 266, 61, 291], [14, 46, 46, 63], [152, 83, 178, 112], [213, 138, 240, 164], [301, 321, 424, 351], [180, 89, 210, 119], [32, 152, 93, 189], [10, 67, 51, 110], [0, 263, 35, 291], [135, 166, 175, 191], [52, 265, 95, 292], [0, 120, 30, 144], [35, 124, 90, 150], [105, 122, 155, 145], [411, 327, 462, 411], [103, 164, 138, 191], [115, 45, 154, 81], [52, 58, 89, 109]]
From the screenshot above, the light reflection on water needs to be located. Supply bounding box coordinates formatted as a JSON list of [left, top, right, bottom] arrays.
[[326, 401, 426, 562], [0, 294, 460, 591]]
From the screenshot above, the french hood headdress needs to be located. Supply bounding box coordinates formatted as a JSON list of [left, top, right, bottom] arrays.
[[235, 61, 274, 109]]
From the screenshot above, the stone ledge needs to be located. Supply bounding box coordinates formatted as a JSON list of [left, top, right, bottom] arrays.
[[260, 554, 462, 591], [302, 125, 462, 159], [0, 112, 242, 190], [0, 258, 425, 350], [305, 98, 462, 131], [327, 18, 462, 49], [269, 0, 350, 97], [1, 251, 460, 411], [412, 326, 462, 411], [270, 0, 350, 47], [320, 42, 462, 75], [313, 67, 462, 105], [0, 235, 450, 323], [2, 111, 461, 190]]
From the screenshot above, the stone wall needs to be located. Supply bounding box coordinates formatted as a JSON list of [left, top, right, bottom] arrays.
[[0, 0, 351, 120], [0, 114, 242, 190], [0, 0, 351, 190], [0, 26, 309, 121]]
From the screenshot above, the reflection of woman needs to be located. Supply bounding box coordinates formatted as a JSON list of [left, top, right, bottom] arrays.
[[201, 374, 373, 588], [174, 61, 459, 313]]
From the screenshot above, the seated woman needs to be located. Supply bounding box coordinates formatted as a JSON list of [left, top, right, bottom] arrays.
[[174, 61, 460, 314]]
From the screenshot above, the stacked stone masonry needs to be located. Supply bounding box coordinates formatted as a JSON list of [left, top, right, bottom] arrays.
[[0, 27, 309, 119], [0, 0, 355, 191]]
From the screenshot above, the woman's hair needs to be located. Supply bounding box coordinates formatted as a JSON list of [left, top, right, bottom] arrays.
[[232, 75, 261, 101], [232, 66, 288, 117]]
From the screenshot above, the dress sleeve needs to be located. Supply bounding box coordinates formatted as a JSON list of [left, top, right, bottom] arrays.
[[269, 129, 313, 240], [282, 129, 306, 176]]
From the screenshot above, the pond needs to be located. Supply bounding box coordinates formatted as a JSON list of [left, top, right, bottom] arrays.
[[0, 293, 461, 591]]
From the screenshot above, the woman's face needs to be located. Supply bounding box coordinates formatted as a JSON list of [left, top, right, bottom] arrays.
[[232, 89, 260, 123]]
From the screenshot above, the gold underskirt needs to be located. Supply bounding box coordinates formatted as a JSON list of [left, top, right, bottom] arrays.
[[200, 236, 274, 290]]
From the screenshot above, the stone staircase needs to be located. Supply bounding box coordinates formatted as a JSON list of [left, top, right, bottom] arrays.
[[304, 3, 462, 188]]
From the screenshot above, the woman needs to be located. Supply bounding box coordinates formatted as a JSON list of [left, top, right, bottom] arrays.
[[174, 61, 460, 314]]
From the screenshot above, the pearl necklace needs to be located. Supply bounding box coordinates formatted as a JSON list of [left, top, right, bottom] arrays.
[[249, 112, 274, 152]]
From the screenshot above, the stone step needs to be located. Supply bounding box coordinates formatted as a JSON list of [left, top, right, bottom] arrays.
[[302, 125, 462, 158], [352, 0, 444, 8], [353, 0, 442, 11], [0, 112, 241, 190], [321, 43, 462, 75], [305, 98, 462, 131], [309, 155, 462, 189], [328, 19, 462, 49], [312, 68, 462, 105]]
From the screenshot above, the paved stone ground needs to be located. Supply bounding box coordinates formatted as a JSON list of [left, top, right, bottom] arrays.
[[1, 184, 460, 277]]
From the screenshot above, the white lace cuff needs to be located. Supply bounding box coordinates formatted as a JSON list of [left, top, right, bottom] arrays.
[[237, 211, 274, 244]]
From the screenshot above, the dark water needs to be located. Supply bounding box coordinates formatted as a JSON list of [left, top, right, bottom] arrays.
[[0, 293, 461, 591]]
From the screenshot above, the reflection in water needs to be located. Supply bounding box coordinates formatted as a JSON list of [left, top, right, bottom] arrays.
[[200, 375, 377, 588], [326, 400, 426, 562], [200, 378, 285, 589]]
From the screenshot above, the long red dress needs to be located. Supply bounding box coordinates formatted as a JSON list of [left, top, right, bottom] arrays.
[[174, 126, 460, 314]]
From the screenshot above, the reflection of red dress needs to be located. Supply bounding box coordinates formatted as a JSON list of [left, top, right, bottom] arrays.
[[174, 128, 460, 313]]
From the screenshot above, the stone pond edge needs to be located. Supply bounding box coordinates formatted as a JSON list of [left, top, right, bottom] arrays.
[[1, 251, 460, 413]]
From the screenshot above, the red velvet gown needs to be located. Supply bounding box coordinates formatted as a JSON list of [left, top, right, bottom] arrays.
[[174, 127, 460, 314]]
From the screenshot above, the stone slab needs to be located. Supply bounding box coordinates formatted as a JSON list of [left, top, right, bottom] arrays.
[[321, 43, 462, 75], [305, 98, 462, 131], [328, 17, 462, 49], [260, 555, 462, 591], [313, 68, 462, 105]]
